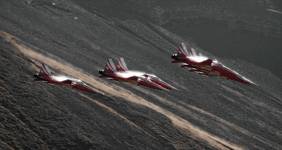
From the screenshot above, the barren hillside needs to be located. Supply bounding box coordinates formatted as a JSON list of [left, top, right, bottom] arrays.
[[0, 0, 282, 149]]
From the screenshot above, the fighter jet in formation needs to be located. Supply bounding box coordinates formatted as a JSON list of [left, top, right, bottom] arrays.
[[33, 63, 94, 92], [171, 42, 254, 84], [99, 57, 176, 90]]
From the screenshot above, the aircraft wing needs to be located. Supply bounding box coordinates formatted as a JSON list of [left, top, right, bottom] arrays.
[[137, 77, 167, 90], [183, 65, 209, 76], [72, 81, 96, 92]]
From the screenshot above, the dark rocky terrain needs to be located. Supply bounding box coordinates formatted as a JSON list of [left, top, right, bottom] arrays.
[[0, 0, 282, 149], [74, 0, 282, 77]]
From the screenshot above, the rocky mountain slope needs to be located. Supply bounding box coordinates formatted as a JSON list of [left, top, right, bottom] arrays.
[[0, 0, 282, 149]]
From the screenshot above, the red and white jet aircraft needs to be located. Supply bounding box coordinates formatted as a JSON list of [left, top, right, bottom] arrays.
[[33, 63, 94, 92], [99, 57, 176, 91], [171, 43, 254, 85]]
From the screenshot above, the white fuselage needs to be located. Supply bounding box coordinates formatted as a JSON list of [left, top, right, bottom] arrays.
[[50, 75, 82, 83], [115, 70, 147, 79], [113, 70, 160, 84], [187, 55, 209, 63], [187, 55, 220, 67]]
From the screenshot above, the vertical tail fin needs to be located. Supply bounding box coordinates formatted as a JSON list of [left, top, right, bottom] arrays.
[[177, 42, 197, 56], [190, 47, 197, 56], [116, 57, 128, 71], [104, 58, 117, 73], [178, 42, 189, 56], [40, 63, 52, 75], [174, 42, 189, 57]]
